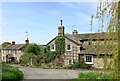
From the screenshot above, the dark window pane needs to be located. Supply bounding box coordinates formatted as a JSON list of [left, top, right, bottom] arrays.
[[86, 56, 92, 62], [67, 44, 71, 50]]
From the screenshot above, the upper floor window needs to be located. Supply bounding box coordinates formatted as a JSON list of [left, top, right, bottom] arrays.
[[67, 44, 72, 51], [84, 55, 93, 64], [50, 44, 55, 51]]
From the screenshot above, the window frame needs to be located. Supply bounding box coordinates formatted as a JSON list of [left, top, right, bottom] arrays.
[[50, 44, 55, 51], [68, 59, 73, 65], [66, 44, 72, 51], [84, 55, 93, 64]]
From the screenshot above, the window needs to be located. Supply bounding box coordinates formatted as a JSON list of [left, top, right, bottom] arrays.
[[67, 44, 72, 51], [50, 44, 55, 51], [85, 55, 93, 64], [88, 42, 91, 45], [68, 59, 73, 65]]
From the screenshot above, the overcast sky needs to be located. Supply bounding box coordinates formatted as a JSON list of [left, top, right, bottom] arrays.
[[1, 2, 104, 45]]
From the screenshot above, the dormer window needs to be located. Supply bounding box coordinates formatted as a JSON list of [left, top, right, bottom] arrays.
[[67, 44, 72, 51], [50, 44, 55, 51]]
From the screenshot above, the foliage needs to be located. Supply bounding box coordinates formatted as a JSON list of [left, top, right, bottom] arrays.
[[44, 46, 56, 63], [77, 72, 110, 79], [20, 44, 41, 66], [19, 53, 29, 66], [55, 36, 65, 56], [65, 58, 92, 69], [2, 63, 23, 81], [1, 42, 11, 48], [90, 0, 120, 79], [32, 55, 44, 66], [44, 36, 65, 63], [25, 44, 40, 55]]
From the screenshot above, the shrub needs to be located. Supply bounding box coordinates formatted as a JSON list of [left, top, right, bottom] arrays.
[[65, 58, 92, 69], [2, 63, 23, 81], [19, 53, 29, 66]]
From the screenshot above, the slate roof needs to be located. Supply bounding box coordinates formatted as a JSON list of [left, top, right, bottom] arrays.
[[65, 32, 117, 44], [65, 32, 117, 55], [46, 32, 117, 46], [79, 44, 115, 55], [2, 44, 25, 50]]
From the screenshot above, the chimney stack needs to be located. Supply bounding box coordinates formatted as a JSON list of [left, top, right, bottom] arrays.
[[58, 20, 65, 36]]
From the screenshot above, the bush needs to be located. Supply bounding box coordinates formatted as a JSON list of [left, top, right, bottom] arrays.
[[65, 58, 92, 69], [19, 53, 29, 66], [2, 63, 23, 81]]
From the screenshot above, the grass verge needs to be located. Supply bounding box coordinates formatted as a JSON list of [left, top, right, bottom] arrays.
[[1, 63, 23, 81]]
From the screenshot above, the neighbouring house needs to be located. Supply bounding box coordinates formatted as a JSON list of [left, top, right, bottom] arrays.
[[1, 38, 29, 63], [46, 20, 117, 68]]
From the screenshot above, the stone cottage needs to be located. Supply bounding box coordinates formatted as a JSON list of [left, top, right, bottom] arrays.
[[1, 38, 29, 63], [46, 20, 116, 68]]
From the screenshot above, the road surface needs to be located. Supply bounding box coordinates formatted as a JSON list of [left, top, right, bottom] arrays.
[[11, 65, 98, 80], [18, 66, 79, 79]]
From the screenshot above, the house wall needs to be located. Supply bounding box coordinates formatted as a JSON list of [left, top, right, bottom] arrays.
[[1, 49, 23, 62], [92, 57, 113, 68], [47, 36, 114, 68], [47, 37, 81, 66], [64, 38, 80, 66], [79, 54, 113, 68]]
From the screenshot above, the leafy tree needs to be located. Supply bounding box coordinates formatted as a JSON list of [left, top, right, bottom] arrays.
[[1, 42, 11, 48], [90, 0, 120, 79], [22, 44, 41, 66]]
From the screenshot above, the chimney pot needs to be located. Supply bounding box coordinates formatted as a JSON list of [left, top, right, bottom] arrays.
[[25, 38, 29, 44], [12, 41, 15, 45], [60, 20, 62, 26]]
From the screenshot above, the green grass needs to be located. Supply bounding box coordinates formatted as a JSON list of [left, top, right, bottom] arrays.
[[77, 72, 109, 79], [68, 72, 116, 81], [1, 63, 23, 81]]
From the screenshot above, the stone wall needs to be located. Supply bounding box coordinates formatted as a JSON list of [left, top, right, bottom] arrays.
[[1, 50, 23, 62], [92, 57, 113, 69], [64, 38, 80, 66]]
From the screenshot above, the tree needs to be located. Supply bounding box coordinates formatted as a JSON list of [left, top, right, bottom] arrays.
[[1, 42, 11, 48], [90, 0, 120, 79], [23, 44, 40, 66]]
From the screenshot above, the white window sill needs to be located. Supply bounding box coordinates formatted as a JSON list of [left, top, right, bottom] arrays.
[[85, 62, 93, 64], [51, 49, 55, 51], [66, 50, 72, 51]]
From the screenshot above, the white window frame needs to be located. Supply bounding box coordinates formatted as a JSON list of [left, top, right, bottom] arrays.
[[84, 55, 93, 64], [68, 59, 73, 65], [50, 44, 55, 51], [66, 44, 72, 51]]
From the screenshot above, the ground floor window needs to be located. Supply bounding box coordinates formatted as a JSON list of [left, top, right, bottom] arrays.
[[68, 59, 73, 65], [85, 55, 93, 64]]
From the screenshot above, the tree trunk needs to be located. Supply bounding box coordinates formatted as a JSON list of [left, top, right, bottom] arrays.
[[30, 57, 33, 66]]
